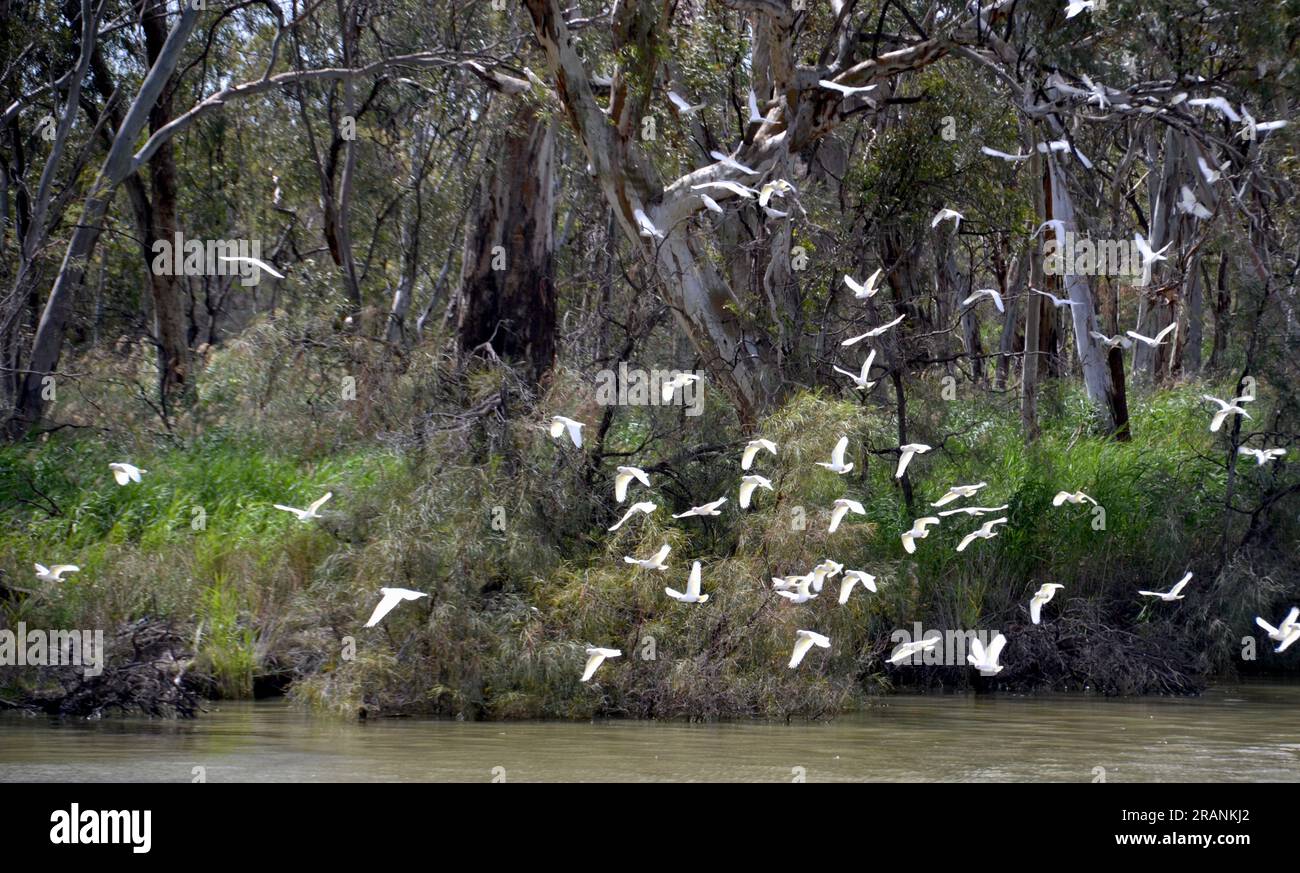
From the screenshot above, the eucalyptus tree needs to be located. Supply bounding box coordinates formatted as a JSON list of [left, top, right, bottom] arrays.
[[513, 0, 1293, 436]]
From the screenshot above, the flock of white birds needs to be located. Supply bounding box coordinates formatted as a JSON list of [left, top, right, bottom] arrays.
[[30, 286, 1295, 690], [26, 0, 1296, 692], [539, 358, 1296, 683]]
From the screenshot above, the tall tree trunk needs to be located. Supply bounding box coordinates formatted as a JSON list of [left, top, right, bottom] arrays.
[[142, 0, 189, 411], [1134, 127, 1182, 381], [1208, 255, 1230, 370], [1021, 147, 1047, 443], [385, 119, 430, 346], [1183, 251, 1203, 373], [1046, 153, 1127, 436], [994, 247, 1024, 392], [6, 4, 201, 438], [454, 102, 557, 383]]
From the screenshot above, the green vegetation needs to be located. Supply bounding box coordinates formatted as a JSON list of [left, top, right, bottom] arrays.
[[3, 328, 1294, 717]]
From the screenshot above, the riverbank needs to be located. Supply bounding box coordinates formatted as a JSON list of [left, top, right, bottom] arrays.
[[2, 344, 1297, 719]]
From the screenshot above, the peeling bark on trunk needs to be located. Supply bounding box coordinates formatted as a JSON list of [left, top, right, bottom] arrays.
[[454, 102, 557, 383], [1208, 255, 1230, 370], [995, 246, 1026, 391], [1022, 149, 1047, 443], [142, 0, 189, 411], [385, 120, 431, 346], [1134, 128, 1182, 381], [1046, 154, 1126, 436], [1183, 251, 1203, 373]]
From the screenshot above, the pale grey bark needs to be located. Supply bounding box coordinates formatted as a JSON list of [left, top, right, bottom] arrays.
[[1046, 153, 1121, 433], [7, 4, 202, 437]]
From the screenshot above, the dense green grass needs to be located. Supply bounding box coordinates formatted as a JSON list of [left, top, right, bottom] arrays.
[[2, 359, 1295, 718], [0, 433, 399, 691]]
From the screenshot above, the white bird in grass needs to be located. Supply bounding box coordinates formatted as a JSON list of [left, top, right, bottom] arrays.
[[1197, 155, 1224, 184], [980, 145, 1031, 162], [1134, 233, 1172, 272], [549, 415, 586, 448], [931, 208, 963, 230], [34, 563, 80, 583], [938, 504, 1009, 518], [738, 474, 773, 509], [1238, 446, 1286, 465], [363, 587, 428, 628], [614, 466, 651, 503], [691, 180, 758, 199], [1238, 108, 1288, 140], [665, 560, 709, 603], [1256, 608, 1300, 652], [888, 636, 940, 665], [816, 436, 855, 475], [838, 570, 877, 604], [1032, 288, 1084, 309], [1052, 490, 1097, 507], [274, 492, 333, 521], [771, 575, 802, 591], [709, 150, 759, 176], [788, 630, 831, 669], [1203, 395, 1252, 432], [762, 205, 788, 220], [967, 633, 1007, 676], [634, 207, 664, 240], [1032, 218, 1066, 241], [1064, 0, 1098, 18], [956, 517, 1009, 552], [1188, 96, 1241, 122], [624, 544, 671, 571], [747, 89, 764, 125], [1080, 74, 1111, 108], [901, 516, 941, 554], [1090, 331, 1133, 350], [931, 482, 988, 507], [818, 79, 877, 98], [1177, 185, 1212, 220], [775, 574, 817, 603], [833, 349, 878, 390], [1038, 140, 1092, 169], [828, 498, 866, 533], [581, 647, 621, 682], [608, 501, 657, 532], [895, 443, 931, 479], [962, 288, 1004, 313], [741, 438, 777, 470], [217, 255, 284, 280], [698, 193, 723, 214], [1125, 322, 1177, 349], [660, 372, 701, 402], [1030, 583, 1064, 625], [805, 560, 843, 595], [109, 462, 146, 486], [1138, 571, 1193, 601], [758, 179, 794, 207], [844, 268, 883, 300], [673, 497, 727, 518], [667, 90, 705, 114], [842, 314, 906, 346]]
